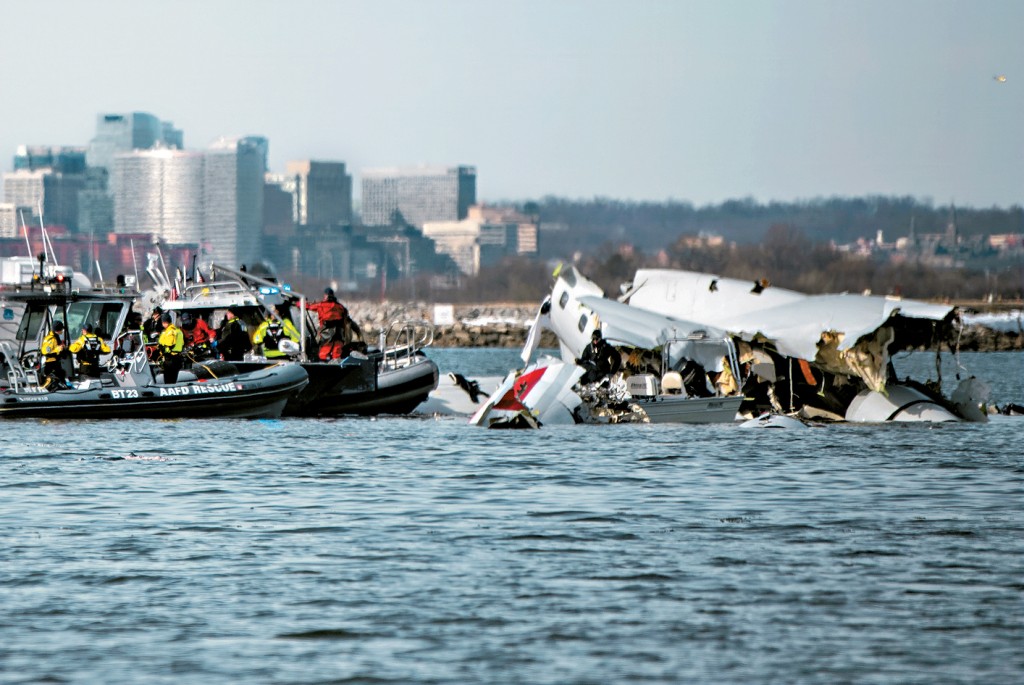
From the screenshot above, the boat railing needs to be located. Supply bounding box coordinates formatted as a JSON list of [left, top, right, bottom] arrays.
[[176, 280, 261, 306], [378, 319, 434, 369], [108, 331, 152, 379], [0, 341, 43, 393]]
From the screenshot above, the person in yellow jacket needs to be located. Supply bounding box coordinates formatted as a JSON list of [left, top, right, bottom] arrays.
[[69, 323, 112, 379], [40, 320, 70, 390], [157, 312, 185, 383], [252, 307, 301, 359]]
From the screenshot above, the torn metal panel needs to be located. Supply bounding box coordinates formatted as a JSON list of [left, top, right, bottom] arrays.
[[576, 295, 732, 373], [470, 357, 583, 428], [627, 268, 957, 393]]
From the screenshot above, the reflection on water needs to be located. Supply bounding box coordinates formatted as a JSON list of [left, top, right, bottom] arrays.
[[0, 350, 1021, 684]]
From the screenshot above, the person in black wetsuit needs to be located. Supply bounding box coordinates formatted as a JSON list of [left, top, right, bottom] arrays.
[[577, 329, 621, 384]]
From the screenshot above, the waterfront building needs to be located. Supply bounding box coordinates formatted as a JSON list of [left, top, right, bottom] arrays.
[[361, 165, 476, 228]]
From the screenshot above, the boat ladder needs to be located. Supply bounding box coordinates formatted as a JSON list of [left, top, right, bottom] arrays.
[[0, 341, 43, 393]]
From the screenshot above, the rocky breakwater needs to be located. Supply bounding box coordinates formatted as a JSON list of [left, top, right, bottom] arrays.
[[346, 301, 558, 349]]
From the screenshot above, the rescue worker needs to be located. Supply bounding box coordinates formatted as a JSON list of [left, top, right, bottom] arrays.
[[157, 312, 185, 383], [253, 306, 301, 359], [143, 306, 164, 357], [180, 312, 217, 361], [303, 288, 361, 361], [40, 320, 70, 391], [69, 323, 111, 379], [577, 329, 621, 385], [217, 308, 251, 361]]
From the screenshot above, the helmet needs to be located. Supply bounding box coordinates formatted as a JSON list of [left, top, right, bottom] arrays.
[[180, 312, 194, 329]]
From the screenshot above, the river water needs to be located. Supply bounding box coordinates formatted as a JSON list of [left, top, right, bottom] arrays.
[[1, 350, 1021, 684]]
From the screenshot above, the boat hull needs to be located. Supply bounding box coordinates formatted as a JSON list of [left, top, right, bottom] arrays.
[[636, 394, 744, 423], [0, 363, 308, 420], [290, 355, 439, 416], [224, 353, 439, 417]]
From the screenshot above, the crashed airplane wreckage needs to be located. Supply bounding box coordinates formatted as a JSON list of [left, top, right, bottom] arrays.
[[471, 265, 988, 428]]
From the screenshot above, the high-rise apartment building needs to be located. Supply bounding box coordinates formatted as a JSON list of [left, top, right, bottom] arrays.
[[361, 165, 476, 228], [287, 160, 353, 226]]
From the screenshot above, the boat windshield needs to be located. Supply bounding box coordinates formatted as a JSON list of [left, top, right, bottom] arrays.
[[64, 302, 126, 339], [16, 305, 48, 342]]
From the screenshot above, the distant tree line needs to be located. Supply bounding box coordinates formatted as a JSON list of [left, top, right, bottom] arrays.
[[520, 195, 1024, 258]]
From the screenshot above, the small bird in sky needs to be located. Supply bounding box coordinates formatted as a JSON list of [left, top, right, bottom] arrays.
[[994, 74, 1007, 83]]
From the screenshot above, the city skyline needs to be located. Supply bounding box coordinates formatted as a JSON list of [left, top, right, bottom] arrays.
[[1, 0, 1020, 209]]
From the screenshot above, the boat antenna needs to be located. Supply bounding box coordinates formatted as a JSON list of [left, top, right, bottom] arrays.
[[130, 238, 140, 289], [37, 201, 57, 269], [154, 239, 172, 290], [18, 209, 32, 257]]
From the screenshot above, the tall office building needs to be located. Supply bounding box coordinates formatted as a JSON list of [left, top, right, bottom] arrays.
[[286, 160, 352, 226], [14, 145, 87, 174], [78, 168, 114, 236], [112, 149, 206, 247], [4, 146, 90, 232], [361, 165, 476, 227], [87, 112, 183, 172], [2, 169, 47, 214], [205, 136, 266, 268], [112, 137, 266, 267]]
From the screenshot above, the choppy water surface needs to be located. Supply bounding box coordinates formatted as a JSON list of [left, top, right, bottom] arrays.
[[1, 350, 1021, 684]]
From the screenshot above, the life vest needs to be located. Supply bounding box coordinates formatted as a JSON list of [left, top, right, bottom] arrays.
[[158, 325, 185, 355], [41, 332, 65, 363]]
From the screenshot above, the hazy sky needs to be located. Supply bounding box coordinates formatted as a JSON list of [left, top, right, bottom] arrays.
[[2, 0, 1020, 208]]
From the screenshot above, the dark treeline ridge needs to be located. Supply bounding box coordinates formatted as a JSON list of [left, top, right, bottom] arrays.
[[525, 195, 1023, 257]]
